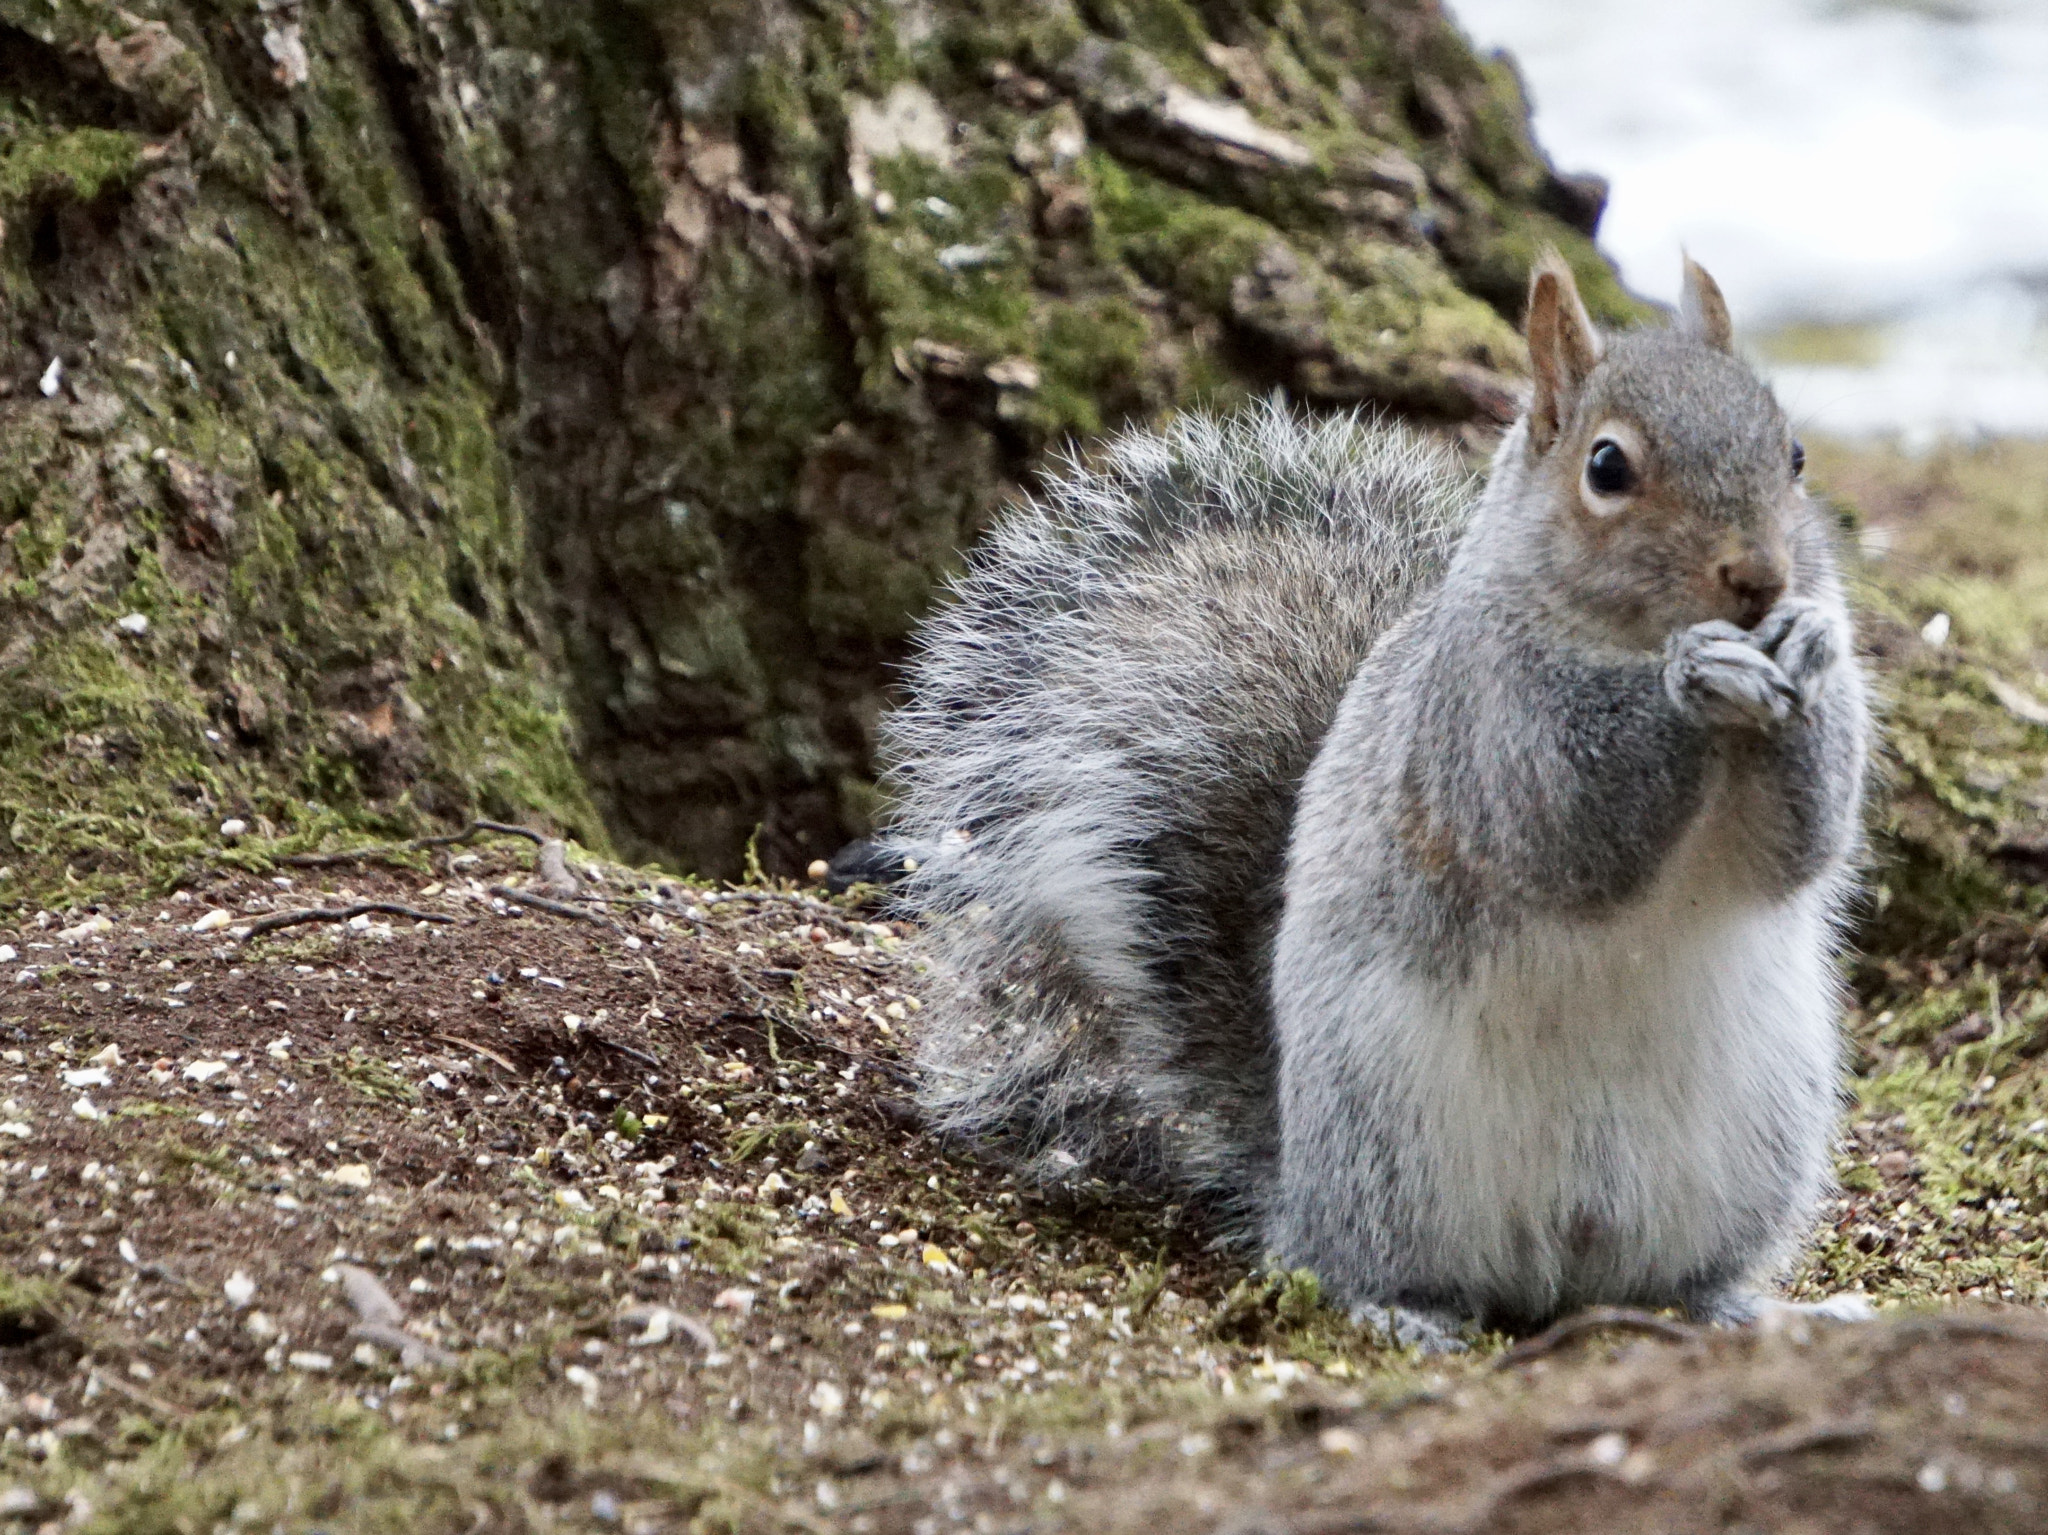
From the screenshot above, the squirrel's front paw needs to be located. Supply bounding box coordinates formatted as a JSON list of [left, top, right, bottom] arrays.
[[1750, 598, 1846, 707], [1663, 620, 1798, 729]]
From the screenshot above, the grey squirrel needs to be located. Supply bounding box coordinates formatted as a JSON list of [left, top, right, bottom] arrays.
[[881, 257, 1872, 1343]]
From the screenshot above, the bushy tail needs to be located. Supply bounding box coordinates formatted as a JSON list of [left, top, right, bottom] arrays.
[[882, 399, 1471, 1232]]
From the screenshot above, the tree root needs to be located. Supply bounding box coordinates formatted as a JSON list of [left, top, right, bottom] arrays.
[[241, 902, 457, 941], [1493, 1306, 1697, 1370], [489, 885, 612, 925]]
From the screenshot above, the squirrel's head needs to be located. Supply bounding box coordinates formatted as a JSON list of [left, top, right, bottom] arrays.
[[1507, 255, 1810, 648]]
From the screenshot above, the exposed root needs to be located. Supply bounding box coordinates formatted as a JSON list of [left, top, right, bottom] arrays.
[[1493, 1306, 1698, 1371], [488, 886, 612, 926], [241, 902, 457, 940]]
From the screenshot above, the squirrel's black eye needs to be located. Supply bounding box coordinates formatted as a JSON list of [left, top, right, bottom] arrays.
[[1585, 439, 1634, 496], [1790, 439, 1806, 478]]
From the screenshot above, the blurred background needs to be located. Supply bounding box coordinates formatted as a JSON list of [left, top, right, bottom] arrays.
[[1455, 0, 2048, 442]]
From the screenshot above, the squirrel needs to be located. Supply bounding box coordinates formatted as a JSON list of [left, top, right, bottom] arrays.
[[880, 256, 1873, 1344]]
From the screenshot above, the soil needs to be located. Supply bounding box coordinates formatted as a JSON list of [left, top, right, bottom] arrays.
[[0, 836, 2039, 1533]]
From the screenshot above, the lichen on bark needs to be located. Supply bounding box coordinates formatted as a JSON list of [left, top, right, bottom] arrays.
[[464, 0, 1643, 876], [0, 0, 597, 899], [1, 0, 2036, 936]]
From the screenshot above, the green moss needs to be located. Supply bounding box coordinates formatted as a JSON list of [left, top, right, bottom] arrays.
[[1447, 201, 1650, 329], [1091, 153, 1273, 313], [1800, 998, 2048, 1309], [684, 1200, 779, 1276], [0, 126, 147, 208], [326, 1046, 420, 1105], [0, 1264, 68, 1344]]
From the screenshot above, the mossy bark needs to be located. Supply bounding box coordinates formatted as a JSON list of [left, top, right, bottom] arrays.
[[0, 0, 1643, 888]]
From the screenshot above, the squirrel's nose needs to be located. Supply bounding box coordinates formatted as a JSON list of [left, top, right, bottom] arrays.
[[1717, 551, 1787, 629]]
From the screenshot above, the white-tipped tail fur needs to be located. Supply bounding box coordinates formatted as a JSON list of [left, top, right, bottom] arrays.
[[882, 399, 1471, 1231]]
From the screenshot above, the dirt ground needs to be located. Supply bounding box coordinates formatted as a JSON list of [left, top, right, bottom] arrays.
[[0, 824, 2035, 1535]]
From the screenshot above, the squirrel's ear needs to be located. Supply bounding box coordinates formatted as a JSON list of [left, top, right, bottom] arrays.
[[1680, 256, 1735, 353], [1525, 255, 1602, 452]]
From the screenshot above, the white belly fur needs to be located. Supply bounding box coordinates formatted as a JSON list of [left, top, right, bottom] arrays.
[[1371, 809, 1844, 1313]]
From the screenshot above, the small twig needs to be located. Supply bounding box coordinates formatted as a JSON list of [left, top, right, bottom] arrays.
[[352, 1321, 459, 1369], [584, 1032, 661, 1070], [466, 819, 547, 847], [721, 1006, 918, 1090], [724, 967, 878, 1067], [581, 891, 700, 914], [614, 1304, 717, 1351], [241, 902, 457, 941], [1736, 1414, 1875, 1464], [706, 888, 866, 935], [335, 1262, 461, 1368], [89, 1368, 190, 1421], [136, 1261, 205, 1299], [1493, 1306, 1697, 1370], [334, 1263, 406, 1326], [488, 886, 611, 925], [430, 1034, 520, 1074]]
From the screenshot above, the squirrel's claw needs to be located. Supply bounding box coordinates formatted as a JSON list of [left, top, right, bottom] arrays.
[[1754, 598, 1845, 709], [1350, 1302, 1473, 1354], [1664, 623, 1799, 729]]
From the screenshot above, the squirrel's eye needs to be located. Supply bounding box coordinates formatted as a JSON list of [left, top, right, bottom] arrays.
[[1585, 439, 1634, 496], [1790, 439, 1806, 478]]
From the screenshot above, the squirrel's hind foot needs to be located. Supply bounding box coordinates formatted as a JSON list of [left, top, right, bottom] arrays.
[[1350, 1303, 1473, 1355], [1686, 1288, 1876, 1328]]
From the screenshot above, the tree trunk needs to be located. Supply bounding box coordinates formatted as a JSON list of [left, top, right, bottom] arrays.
[[0, 0, 1718, 888]]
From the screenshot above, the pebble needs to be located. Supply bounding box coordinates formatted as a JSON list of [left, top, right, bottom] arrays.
[[1319, 1427, 1366, 1456], [219, 818, 247, 839], [224, 1272, 256, 1309], [114, 613, 149, 636], [182, 1061, 228, 1084], [191, 909, 233, 933]]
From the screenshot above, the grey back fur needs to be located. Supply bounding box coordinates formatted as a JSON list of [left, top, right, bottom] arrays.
[[882, 399, 1472, 1232]]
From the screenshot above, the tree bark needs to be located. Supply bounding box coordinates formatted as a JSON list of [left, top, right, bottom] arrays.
[[0, 0, 1643, 888]]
